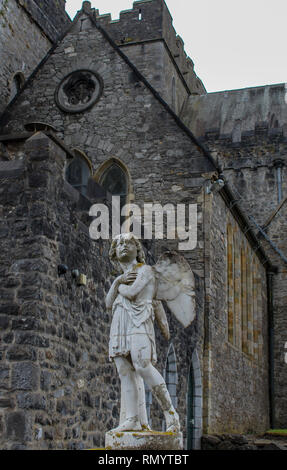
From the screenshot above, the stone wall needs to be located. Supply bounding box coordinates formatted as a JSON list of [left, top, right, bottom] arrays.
[[95, 0, 205, 92], [18, 0, 71, 43], [182, 84, 287, 139], [260, 207, 287, 428], [115, 41, 189, 115], [0, 7, 273, 447], [0, 12, 213, 253], [195, 124, 287, 428], [202, 188, 269, 434], [201, 433, 287, 450], [0, 132, 206, 449], [0, 0, 70, 115], [0, 133, 112, 449], [0, 0, 51, 114], [71, 0, 205, 107]]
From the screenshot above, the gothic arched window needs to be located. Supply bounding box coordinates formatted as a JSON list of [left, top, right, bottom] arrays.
[[165, 344, 178, 409], [10, 72, 25, 101], [100, 163, 128, 211], [162, 344, 178, 431], [144, 382, 152, 428], [66, 153, 91, 196]]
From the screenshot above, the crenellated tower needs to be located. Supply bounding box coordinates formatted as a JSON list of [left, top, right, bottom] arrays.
[[72, 0, 206, 115]]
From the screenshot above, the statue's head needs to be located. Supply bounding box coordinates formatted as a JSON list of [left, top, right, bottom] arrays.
[[109, 233, 145, 265]]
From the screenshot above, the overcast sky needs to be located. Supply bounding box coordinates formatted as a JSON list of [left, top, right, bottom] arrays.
[[65, 0, 287, 93]]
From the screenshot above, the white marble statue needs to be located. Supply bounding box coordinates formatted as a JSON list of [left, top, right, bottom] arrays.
[[105, 233, 196, 433]]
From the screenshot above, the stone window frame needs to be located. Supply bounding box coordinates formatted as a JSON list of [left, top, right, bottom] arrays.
[[65, 148, 93, 196], [94, 157, 134, 209], [226, 219, 263, 362], [55, 69, 104, 114], [162, 343, 178, 431], [144, 382, 153, 428], [187, 349, 203, 450], [164, 343, 178, 409], [9, 71, 25, 102]]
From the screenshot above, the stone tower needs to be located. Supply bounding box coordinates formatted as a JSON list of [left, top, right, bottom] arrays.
[[72, 0, 206, 115]]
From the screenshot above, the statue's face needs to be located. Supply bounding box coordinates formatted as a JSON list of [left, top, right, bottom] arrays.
[[115, 235, 138, 262]]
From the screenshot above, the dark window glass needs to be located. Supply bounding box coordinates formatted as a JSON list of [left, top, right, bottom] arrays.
[[10, 73, 24, 101], [166, 346, 177, 408], [66, 156, 90, 196], [100, 164, 127, 210]]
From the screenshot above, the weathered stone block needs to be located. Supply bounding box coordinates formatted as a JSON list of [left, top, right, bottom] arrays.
[[3, 332, 14, 344], [11, 362, 40, 391], [0, 397, 14, 408], [17, 287, 44, 302], [56, 398, 74, 416], [0, 315, 10, 329], [28, 172, 49, 189], [17, 392, 47, 410], [201, 434, 222, 449], [6, 411, 28, 441], [40, 370, 52, 391], [105, 430, 183, 450], [15, 332, 49, 348], [63, 324, 78, 343], [0, 366, 9, 387], [12, 317, 41, 331], [0, 303, 20, 316], [217, 440, 238, 450]]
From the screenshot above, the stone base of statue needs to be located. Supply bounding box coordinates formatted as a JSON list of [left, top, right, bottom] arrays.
[[105, 430, 183, 450]]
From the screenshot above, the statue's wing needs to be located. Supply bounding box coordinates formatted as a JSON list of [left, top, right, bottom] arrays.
[[153, 252, 196, 328]]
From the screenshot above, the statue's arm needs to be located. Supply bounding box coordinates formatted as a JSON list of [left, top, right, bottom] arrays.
[[105, 277, 121, 311], [118, 266, 153, 300]]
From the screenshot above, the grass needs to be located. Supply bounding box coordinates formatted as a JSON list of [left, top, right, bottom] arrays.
[[265, 429, 287, 436]]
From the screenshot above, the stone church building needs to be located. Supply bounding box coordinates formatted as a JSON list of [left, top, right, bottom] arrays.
[[0, 0, 286, 450]]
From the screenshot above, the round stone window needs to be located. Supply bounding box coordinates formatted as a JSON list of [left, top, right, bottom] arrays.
[[55, 69, 103, 113]]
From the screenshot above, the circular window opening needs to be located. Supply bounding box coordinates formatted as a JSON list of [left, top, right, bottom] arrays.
[[55, 69, 103, 113]]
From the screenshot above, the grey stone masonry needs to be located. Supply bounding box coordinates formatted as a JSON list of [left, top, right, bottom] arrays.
[[198, 124, 287, 428], [202, 187, 269, 434], [70, 0, 205, 114], [18, 0, 71, 43], [0, 132, 204, 449], [202, 433, 287, 450], [182, 84, 287, 139], [0, 2, 273, 446], [94, 0, 206, 93], [0, 0, 51, 114], [0, 0, 70, 115]]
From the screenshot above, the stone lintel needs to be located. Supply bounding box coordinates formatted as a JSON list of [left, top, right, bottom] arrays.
[[0, 160, 25, 179]]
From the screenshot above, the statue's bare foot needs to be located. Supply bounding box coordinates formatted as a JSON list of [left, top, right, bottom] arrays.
[[164, 409, 180, 433], [112, 417, 142, 432]]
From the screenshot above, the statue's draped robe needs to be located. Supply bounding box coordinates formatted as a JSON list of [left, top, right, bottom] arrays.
[[109, 265, 157, 365]]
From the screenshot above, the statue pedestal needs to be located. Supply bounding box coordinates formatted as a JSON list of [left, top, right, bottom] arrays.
[[105, 430, 183, 450]]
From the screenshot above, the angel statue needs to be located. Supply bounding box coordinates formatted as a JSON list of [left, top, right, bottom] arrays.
[[105, 233, 196, 433]]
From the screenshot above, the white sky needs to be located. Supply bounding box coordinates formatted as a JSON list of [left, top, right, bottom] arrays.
[[65, 0, 287, 93]]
